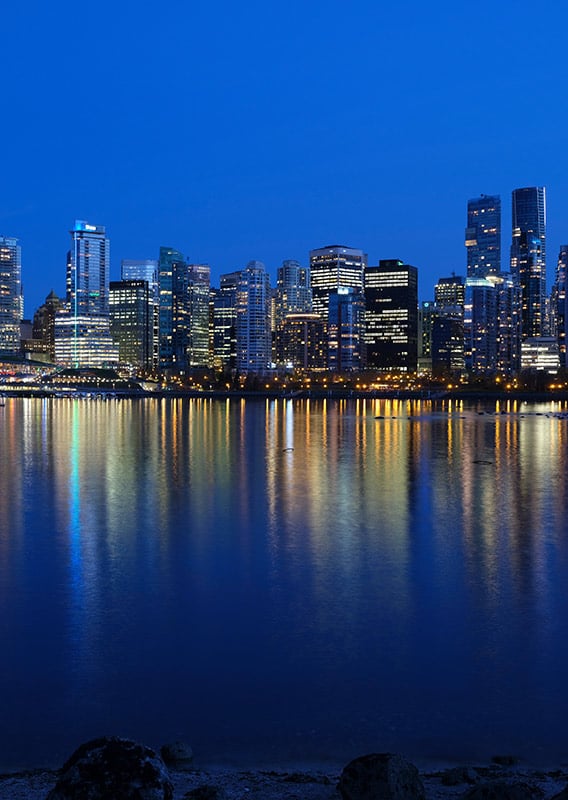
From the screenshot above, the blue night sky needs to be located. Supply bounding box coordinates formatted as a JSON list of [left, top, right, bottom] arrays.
[[2, 0, 567, 315]]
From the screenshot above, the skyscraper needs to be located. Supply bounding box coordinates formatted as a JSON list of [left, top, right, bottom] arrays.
[[121, 259, 159, 370], [309, 245, 366, 320], [236, 261, 272, 373], [109, 280, 153, 370], [463, 278, 497, 374], [186, 263, 211, 367], [55, 221, 118, 367], [213, 271, 240, 371], [66, 220, 110, 316], [328, 287, 365, 371], [0, 236, 22, 356], [510, 186, 546, 338], [465, 194, 501, 278], [552, 245, 568, 368], [275, 260, 312, 323], [364, 259, 418, 372], [158, 246, 185, 371]]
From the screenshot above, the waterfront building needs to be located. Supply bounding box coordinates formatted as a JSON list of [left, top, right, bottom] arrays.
[[510, 186, 546, 338], [309, 245, 366, 320], [32, 290, 62, 361], [158, 246, 186, 371], [278, 313, 327, 370], [488, 272, 522, 375], [121, 259, 159, 370], [465, 194, 501, 278], [328, 287, 365, 372], [364, 259, 418, 372], [435, 274, 465, 313], [55, 221, 117, 367], [186, 263, 211, 368], [54, 314, 119, 368], [463, 278, 497, 375], [431, 316, 465, 377], [418, 300, 436, 372], [0, 236, 22, 356], [109, 280, 153, 370], [521, 337, 559, 374], [275, 260, 312, 323], [551, 245, 568, 368], [274, 260, 312, 363], [66, 220, 110, 316], [213, 271, 240, 371], [236, 261, 272, 373]]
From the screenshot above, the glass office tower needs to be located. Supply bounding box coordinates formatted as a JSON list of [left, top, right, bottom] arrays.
[[0, 236, 22, 355], [510, 187, 546, 338], [465, 194, 501, 278]]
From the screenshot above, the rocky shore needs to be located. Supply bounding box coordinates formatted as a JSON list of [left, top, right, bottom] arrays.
[[1, 739, 567, 800]]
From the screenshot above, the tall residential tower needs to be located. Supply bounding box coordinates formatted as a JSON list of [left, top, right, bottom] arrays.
[[465, 194, 501, 278], [0, 236, 22, 355], [510, 187, 546, 338]]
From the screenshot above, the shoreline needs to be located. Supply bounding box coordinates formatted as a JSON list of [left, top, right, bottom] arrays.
[[2, 386, 568, 402], [2, 754, 568, 800]]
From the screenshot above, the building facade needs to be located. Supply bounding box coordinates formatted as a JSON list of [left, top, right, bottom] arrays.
[[236, 261, 272, 373], [309, 245, 366, 320], [364, 260, 418, 372], [109, 280, 153, 370], [55, 221, 118, 367], [327, 287, 365, 371], [0, 236, 22, 355], [510, 186, 546, 338], [463, 278, 498, 375], [465, 194, 501, 278]]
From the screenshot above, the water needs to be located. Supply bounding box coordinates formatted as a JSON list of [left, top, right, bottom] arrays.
[[1, 396, 568, 770]]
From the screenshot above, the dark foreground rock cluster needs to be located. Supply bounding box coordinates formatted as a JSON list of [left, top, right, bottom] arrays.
[[46, 736, 174, 799], [1, 736, 567, 800]]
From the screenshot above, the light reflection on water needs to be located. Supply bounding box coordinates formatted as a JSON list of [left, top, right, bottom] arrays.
[[1, 396, 568, 769]]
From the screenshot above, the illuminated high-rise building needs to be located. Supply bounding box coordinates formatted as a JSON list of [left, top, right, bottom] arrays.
[[186, 263, 211, 367], [109, 280, 153, 370], [121, 259, 159, 370], [0, 236, 22, 356], [236, 261, 272, 373], [66, 220, 110, 316], [158, 246, 185, 371], [213, 271, 240, 370], [465, 194, 501, 278], [463, 277, 497, 374], [435, 274, 465, 313], [32, 290, 62, 361], [510, 186, 546, 338], [275, 260, 312, 323], [552, 245, 568, 368], [55, 221, 118, 367], [328, 287, 365, 371], [309, 245, 366, 320], [278, 313, 327, 370], [364, 259, 418, 372]]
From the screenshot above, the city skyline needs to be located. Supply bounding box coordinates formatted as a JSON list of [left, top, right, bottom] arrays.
[[3, 183, 566, 321], [3, 0, 568, 316]]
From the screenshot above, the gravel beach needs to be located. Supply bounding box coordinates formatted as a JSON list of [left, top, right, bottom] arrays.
[[1, 757, 567, 800]]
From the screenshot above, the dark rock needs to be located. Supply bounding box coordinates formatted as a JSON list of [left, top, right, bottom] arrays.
[[462, 781, 544, 800], [442, 767, 479, 786], [183, 786, 227, 800], [492, 756, 520, 767], [46, 736, 173, 800], [338, 753, 425, 800], [160, 741, 194, 769], [550, 788, 568, 800]]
